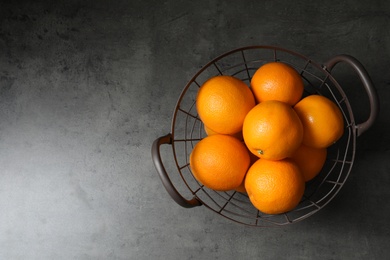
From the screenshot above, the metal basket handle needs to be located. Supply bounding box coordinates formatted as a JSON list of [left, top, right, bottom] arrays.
[[324, 54, 380, 137], [152, 134, 202, 208]]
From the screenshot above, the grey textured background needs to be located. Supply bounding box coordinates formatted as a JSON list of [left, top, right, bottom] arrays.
[[0, 0, 389, 259]]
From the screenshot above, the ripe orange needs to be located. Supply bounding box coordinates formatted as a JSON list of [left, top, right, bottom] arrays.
[[294, 95, 344, 148], [189, 134, 251, 191], [250, 62, 304, 106], [196, 75, 255, 135], [243, 100, 303, 160], [289, 144, 327, 182], [245, 158, 305, 215]]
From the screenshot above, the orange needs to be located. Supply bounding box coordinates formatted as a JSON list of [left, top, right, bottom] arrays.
[[243, 100, 303, 160], [189, 134, 251, 191], [196, 75, 256, 135], [294, 95, 344, 148], [250, 62, 304, 106], [289, 144, 327, 182], [245, 158, 305, 214], [204, 124, 243, 141]]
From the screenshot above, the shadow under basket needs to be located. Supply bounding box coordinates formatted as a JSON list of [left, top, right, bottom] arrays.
[[152, 45, 379, 227]]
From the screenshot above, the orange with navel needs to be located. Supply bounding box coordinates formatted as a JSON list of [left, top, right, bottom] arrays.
[[243, 100, 303, 160]]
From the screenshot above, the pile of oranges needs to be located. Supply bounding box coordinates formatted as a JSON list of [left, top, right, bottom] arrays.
[[190, 62, 344, 215]]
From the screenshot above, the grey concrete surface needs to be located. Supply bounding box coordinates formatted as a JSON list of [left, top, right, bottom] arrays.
[[0, 0, 389, 259]]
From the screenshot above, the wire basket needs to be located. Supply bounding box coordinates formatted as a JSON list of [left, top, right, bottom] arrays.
[[152, 46, 379, 227]]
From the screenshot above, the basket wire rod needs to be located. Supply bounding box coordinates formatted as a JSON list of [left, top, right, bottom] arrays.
[[184, 113, 196, 173], [177, 107, 198, 120], [305, 148, 341, 201], [172, 98, 203, 194], [334, 126, 353, 179], [224, 205, 260, 221], [257, 215, 292, 226], [219, 193, 256, 213], [255, 211, 261, 226], [316, 183, 341, 206], [318, 74, 330, 91], [332, 158, 353, 164], [193, 80, 201, 88], [325, 82, 349, 115], [300, 69, 332, 95], [288, 198, 321, 219], [315, 158, 344, 205], [199, 203, 268, 227], [241, 50, 251, 81], [315, 128, 353, 206], [189, 108, 201, 140], [273, 49, 278, 61], [219, 193, 258, 210], [337, 95, 347, 105], [288, 206, 321, 224], [289, 210, 320, 224], [218, 192, 237, 214], [301, 196, 322, 209], [230, 68, 255, 81], [213, 62, 223, 75], [178, 163, 189, 171], [321, 79, 355, 132], [301, 76, 320, 95], [205, 190, 258, 219], [172, 145, 194, 193], [301, 59, 312, 75], [304, 125, 352, 203], [345, 122, 353, 131], [221, 208, 270, 225], [226, 201, 259, 218], [193, 185, 225, 209], [192, 185, 203, 195], [283, 213, 293, 224], [325, 180, 344, 185]]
